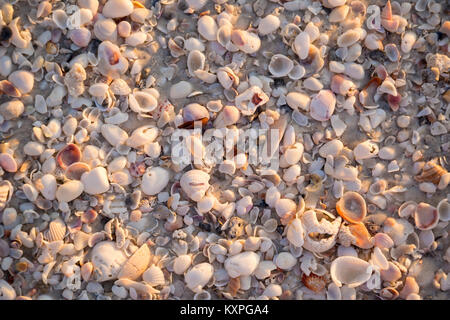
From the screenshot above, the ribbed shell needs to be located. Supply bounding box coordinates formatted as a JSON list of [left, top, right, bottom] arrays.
[[45, 219, 67, 242], [0, 180, 13, 210], [142, 265, 165, 286]]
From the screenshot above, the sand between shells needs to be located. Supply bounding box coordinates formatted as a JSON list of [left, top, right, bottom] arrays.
[[0, 0, 449, 300]]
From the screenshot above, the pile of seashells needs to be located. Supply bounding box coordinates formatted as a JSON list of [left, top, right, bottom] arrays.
[[0, 0, 448, 300]]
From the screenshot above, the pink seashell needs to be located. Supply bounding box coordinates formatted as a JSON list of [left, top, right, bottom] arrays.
[[374, 232, 394, 249], [56, 144, 81, 170], [69, 28, 91, 47], [309, 90, 336, 122], [0, 153, 17, 172], [414, 202, 439, 230], [387, 94, 401, 111], [81, 262, 94, 282]]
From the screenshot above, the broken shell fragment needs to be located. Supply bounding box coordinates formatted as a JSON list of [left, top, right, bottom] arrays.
[[118, 244, 151, 280], [235, 86, 269, 116]]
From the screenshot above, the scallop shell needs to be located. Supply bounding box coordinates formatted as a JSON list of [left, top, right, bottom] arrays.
[[0, 181, 13, 211], [415, 161, 447, 185], [56, 144, 81, 170], [118, 243, 151, 280], [268, 54, 294, 78], [330, 256, 373, 288], [173, 254, 192, 275], [142, 265, 165, 286], [414, 203, 439, 230], [336, 191, 367, 224], [45, 219, 66, 242]]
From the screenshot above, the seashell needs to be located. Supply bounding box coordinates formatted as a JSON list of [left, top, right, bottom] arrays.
[[0, 280, 16, 300], [0, 239, 10, 258], [102, 0, 133, 18], [401, 32, 416, 53], [217, 67, 239, 90], [293, 32, 310, 60], [185, 262, 214, 293], [56, 180, 84, 203], [214, 105, 240, 128], [286, 218, 304, 248], [45, 219, 66, 242], [101, 124, 128, 147], [65, 162, 90, 180], [398, 201, 417, 218], [275, 252, 296, 270], [197, 15, 218, 41], [415, 161, 447, 185], [9, 17, 31, 49], [380, 262, 401, 282], [263, 284, 282, 298], [369, 179, 387, 195], [330, 74, 355, 96], [217, 24, 232, 47], [330, 256, 373, 288], [399, 276, 419, 299], [302, 272, 327, 293], [258, 14, 280, 35], [0, 181, 13, 211], [187, 50, 205, 77], [288, 61, 306, 80], [180, 170, 210, 202], [268, 54, 294, 78], [129, 91, 158, 114], [141, 167, 170, 196], [319, 139, 343, 158], [97, 41, 129, 79], [300, 45, 324, 76], [337, 29, 362, 47], [92, 241, 128, 282], [437, 199, 450, 222], [230, 29, 261, 54], [52, 9, 68, 29], [69, 28, 91, 47], [2, 208, 16, 227], [0, 56, 13, 77], [143, 265, 165, 286], [38, 174, 57, 201], [173, 254, 192, 275], [373, 233, 394, 249], [414, 203, 439, 231], [0, 80, 21, 98], [235, 86, 269, 116], [348, 223, 373, 249], [8, 70, 34, 95], [353, 140, 379, 161], [309, 90, 336, 122], [170, 81, 193, 99], [286, 92, 310, 112], [275, 198, 296, 219], [224, 252, 260, 278], [126, 126, 158, 148], [383, 217, 414, 246], [93, 18, 117, 42], [81, 262, 94, 282], [0, 153, 17, 173], [56, 144, 81, 170], [118, 243, 151, 280], [81, 167, 110, 195], [336, 192, 367, 224], [179, 103, 209, 129], [301, 209, 341, 253]]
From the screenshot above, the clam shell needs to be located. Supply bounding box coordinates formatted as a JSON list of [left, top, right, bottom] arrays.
[[286, 218, 305, 248], [398, 201, 417, 218], [415, 161, 447, 185], [143, 265, 165, 286], [268, 54, 294, 78], [185, 262, 214, 293], [56, 144, 81, 170], [230, 30, 261, 54], [8, 71, 34, 94], [0, 153, 17, 173], [336, 191, 367, 224], [437, 198, 450, 222], [56, 180, 84, 203], [309, 90, 336, 122], [65, 162, 91, 180], [81, 167, 110, 195], [173, 254, 192, 275], [92, 241, 128, 282], [102, 0, 133, 18], [414, 203, 439, 230], [197, 15, 218, 41], [45, 219, 66, 242], [141, 167, 170, 196], [187, 50, 205, 77], [330, 256, 373, 288], [129, 91, 158, 114], [224, 252, 260, 278], [301, 209, 341, 253]]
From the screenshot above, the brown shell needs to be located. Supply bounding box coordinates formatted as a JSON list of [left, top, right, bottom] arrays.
[[56, 144, 82, 170], [301, 272, 327, 293], [336, 191, 367, 224], [415, 161, 447, 185], [0, 80, 21, 98], [227, 277, 240, 297]]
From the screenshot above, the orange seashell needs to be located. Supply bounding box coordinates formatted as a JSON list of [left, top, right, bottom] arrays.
[[349, 223, 373, 249], [415, 161, 447, 185], [227, 277, 240, 297], [132, 1, 145, 8], [65, 161, 90, 180], [56, 144, 81, 170], [381, 0, 392, 20], [0, 80, 21, 98], [301, 272, 327, 293], [336, 191, 367, 224]]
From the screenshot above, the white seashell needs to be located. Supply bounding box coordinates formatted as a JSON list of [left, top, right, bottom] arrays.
[[39, 174, 57, 200], [0, 280, 16, 300], [217, 67, 239, 90], [263, 284, 282, 298], [230, 29, 261, 54], [97, 41, 129, 79], [92, 241, 128, 282], [235, 86, 269, 116], [173, 254, 192, 275], [143, 265, 165, 286], [185, 263, 214, 293], [186, 0, 208, 11], [187, 50, 206, 77], [170, 81, 193, 99], [380, 262, 401, 282], [437, 198, 450, 222], [81, 167, 110, 195], [371, 247, 389, 270], [330, 256, 373, 288], [126, 125, 158, 148], [126, 32, 147, 46], [180, 170, 210, 202], [102, 0, 133, 18], [353, 140, 379, 161], [254, 260, 276, 280], [275, 252, 296, 270], [414, 203, 439, 230], [301, 210, 341, 253], [45, 219, 66, 242], [258, 15, 280, 35], [319, 139, 343, 158], [56, 180, 84, 202], [293, 32, 310, 60], [8, 71, 34, 94], [93, 18, 117, 42], [224, 251, 260, 278], [401, 31, 416, 53], [141, 167, 170, 196], [286, 92, 310, 111], [286, 218, 304, 247], [275, 198, 296, 218], [118, 244, 151, 280], [337, 29, 362, 47], [69, 28, 91, 47], [0, 100, 24, 120], [52, 10, 68, 29], [129, 91, 158, 114], [268, 54, 294, 77], [101, 124, 128, 146], [184, 37, 206, 52], [0, 56, 13, 77], [197, 16, 218, 41], [309, 90, 336, 122]]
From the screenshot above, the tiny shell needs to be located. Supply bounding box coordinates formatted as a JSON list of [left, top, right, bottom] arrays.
[[65, 162, 91, 180], [302, 272, 327, 293], [258, 15, 280, 35], [415, 161, 447, 185], [0, 181, 13, 211], [275, 252, 296, 270], [293, 32, 310, 60], [235, 86, 269, 116], [330, 256, 373, 288], [286, 218, 304, 247]]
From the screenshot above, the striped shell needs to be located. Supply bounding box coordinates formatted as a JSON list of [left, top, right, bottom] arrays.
[[142, 265, 165, 286], [45, 218, 67, 242], [0, 180, 13, 211]]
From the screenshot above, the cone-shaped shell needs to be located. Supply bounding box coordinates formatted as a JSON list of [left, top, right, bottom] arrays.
[[330, 256, 373, 288], [336, 191, 367, 224]]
